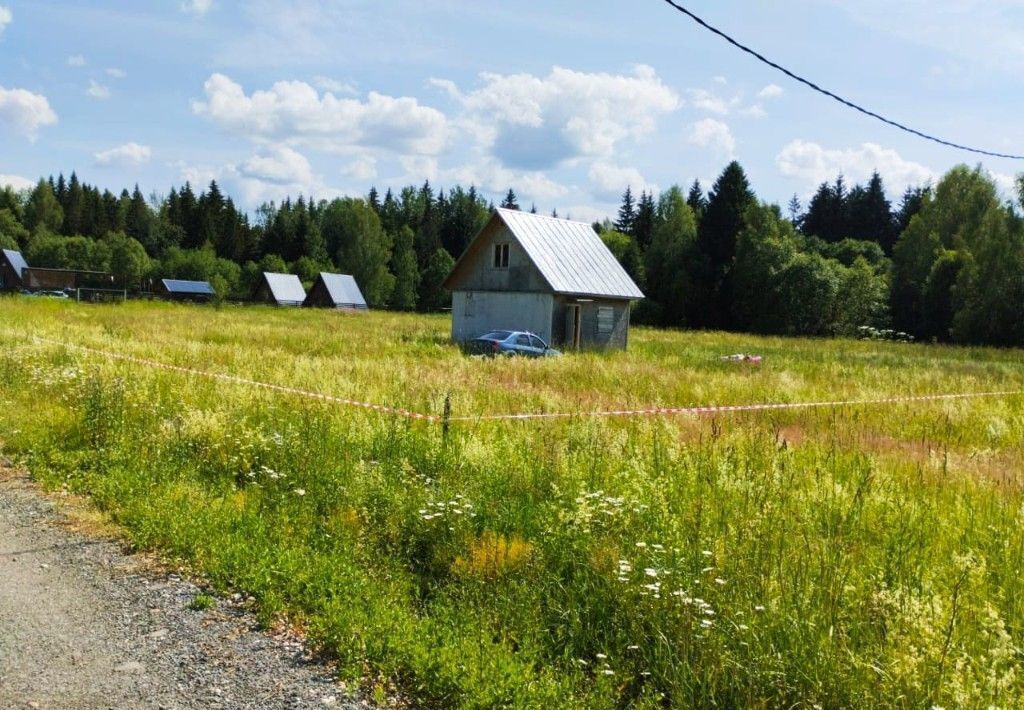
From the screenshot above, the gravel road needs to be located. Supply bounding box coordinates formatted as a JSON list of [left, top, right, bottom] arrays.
[[0, 463, 366, 710]]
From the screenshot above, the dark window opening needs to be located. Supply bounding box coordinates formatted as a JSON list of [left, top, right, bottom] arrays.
[[493, 243, 510, 269]]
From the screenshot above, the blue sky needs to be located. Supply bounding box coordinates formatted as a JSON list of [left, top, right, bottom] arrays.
[[2, 0, 1022, 221]]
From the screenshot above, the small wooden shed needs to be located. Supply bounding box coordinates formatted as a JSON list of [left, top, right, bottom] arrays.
[[443, 209, 644, 350], [157, 279, 215, 303], [303, 273, 368, 310], [254, 272, 306, 306], [0, 249, 28, 291]]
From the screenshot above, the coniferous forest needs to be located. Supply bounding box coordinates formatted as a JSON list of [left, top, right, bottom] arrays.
[[2, 163, 1023, 346]]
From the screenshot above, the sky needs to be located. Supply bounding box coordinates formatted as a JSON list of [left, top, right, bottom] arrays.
[[1, 0, 1022, 222]]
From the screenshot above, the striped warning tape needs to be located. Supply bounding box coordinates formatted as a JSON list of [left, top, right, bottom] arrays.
[[31, 336, 439, 422], [28, 335, 1024, 425], [449, 390, 1024, 422]]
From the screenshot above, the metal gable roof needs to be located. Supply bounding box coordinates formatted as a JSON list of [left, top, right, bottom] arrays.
[[318, 273, 367, 308], [2, 249, 29, 279], [495, 208, 644, 299], [161, 279, 214, 295], [262, 272, 306, 304]]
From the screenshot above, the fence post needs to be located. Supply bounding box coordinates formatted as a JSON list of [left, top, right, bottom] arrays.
[[442, 393, 452, 442]]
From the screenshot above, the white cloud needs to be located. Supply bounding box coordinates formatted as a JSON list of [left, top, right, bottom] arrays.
[[181, 0, 213, 16], [445, 158, 569, 204], [688, 88, 739, 116], [776, 140, 935, 195], [0, 86, 58, 141], [454, 64, 680, 169], [192, 73, 451, 156], [0, 174, 34, 192], [238, 145, 313, 185], [428, 77, 461, 100], [758, 84, 784, 99], [740, 104, 767, 119], [688, 118, 736, 156], [343, 155, 377, 182], [588, 162, 657, 201], [398, 155, 439, 184], [67, 55, 86, 67], [94, 142, 152, 167], [178, 146, 341, 207], [0, 6, 10, 35], [106, 67, 127, 79], [86, 79, 111, 99], [991, 171, 1021, 200], [312, 76, 356, 95]]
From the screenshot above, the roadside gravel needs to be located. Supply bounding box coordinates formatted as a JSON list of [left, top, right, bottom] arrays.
[[0, 463, 367, 710]]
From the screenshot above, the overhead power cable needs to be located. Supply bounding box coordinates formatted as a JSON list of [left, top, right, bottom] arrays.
[[660, 0, 1024, 160]]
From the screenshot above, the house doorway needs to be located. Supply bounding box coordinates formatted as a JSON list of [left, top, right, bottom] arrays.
[[565, 304, 582, 349]]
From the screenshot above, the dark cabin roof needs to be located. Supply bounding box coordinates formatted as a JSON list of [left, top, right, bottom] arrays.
[[306, 272, 368, 309], [2, 249, 29, 279], [443, 208, 644, 300], [161, 279, 214, 296], [260, 272, 306, 305]]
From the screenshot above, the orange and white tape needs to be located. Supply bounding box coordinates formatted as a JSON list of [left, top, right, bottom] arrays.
[[30, 336, 1023, 425], [32, 336, 437, 421]]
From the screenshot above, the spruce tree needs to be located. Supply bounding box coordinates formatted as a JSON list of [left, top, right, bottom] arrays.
[[500, 189, 520, 210], [414, 181, 441, 267], [686, 180, 707, 220], [697, 161, 755, 327], [801, 177, 850, 243], [895, 185, 930, 235], [63, 172, 84, 236], [615, 187, 636, 235], [787, 194, 802, 226], [847, 172, 896, 253], [633, 190, 656, 251]]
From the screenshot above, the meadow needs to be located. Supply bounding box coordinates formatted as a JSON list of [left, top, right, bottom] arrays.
[[2, 297, 1024, 708]]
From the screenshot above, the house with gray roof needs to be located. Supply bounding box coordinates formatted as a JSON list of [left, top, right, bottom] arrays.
[[304, 272, 368, 310], [254, 272, 306, 306], [443, 208, 644, 349], [0, 249, 29, 291]]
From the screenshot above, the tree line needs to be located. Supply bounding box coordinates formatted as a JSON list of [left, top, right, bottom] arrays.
[[1, 164, 1022, 346], [597, 163, 1024, 346]]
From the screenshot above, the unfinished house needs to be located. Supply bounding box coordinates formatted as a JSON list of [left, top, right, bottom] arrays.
[[443, 208, 644, 349]]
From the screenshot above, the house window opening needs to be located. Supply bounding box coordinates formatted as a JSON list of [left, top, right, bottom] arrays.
[[493, 243, 510, 269]]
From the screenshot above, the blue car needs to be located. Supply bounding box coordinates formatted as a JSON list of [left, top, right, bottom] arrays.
[[467, 330, 561, 357]]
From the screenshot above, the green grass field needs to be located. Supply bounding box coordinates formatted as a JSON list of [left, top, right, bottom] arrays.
[[2, 298, 1024, 707]]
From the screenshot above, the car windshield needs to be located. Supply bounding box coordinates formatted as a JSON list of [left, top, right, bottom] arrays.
[[478, 330, 513, 340]]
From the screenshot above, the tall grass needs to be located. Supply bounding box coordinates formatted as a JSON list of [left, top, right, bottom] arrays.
[[1, 298, 1023, 707]]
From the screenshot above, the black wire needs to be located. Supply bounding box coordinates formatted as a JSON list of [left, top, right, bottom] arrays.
[[661, 0, 1024, 161]]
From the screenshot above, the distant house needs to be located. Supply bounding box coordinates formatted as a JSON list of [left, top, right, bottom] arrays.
[[304, 272, 368, 310], [254, 272, 306, 306], [443, 208, 644, 350], [0, 249, 29, 291], [157, 279, 215, 303]]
